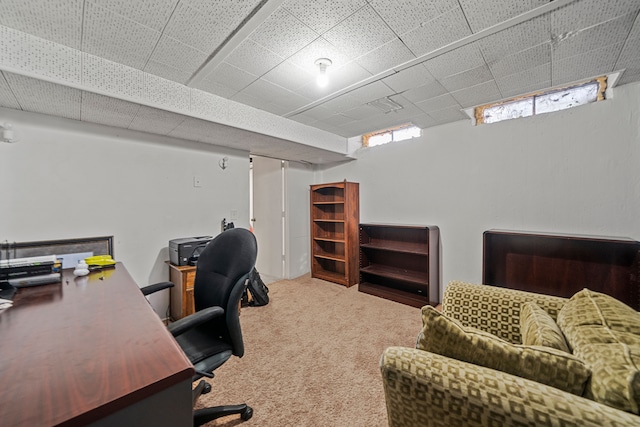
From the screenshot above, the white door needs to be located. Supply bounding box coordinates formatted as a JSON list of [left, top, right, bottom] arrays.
[[251, 156, 285, 283]]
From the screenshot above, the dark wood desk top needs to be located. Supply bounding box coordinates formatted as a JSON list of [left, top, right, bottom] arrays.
[[0, 263, 194, 426]]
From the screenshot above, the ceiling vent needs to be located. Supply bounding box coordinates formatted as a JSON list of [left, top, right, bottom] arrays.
[[367, 96, 404, 113]]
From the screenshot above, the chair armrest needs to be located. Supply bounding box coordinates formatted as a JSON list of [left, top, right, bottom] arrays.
[[380, 347, 640, 427], [140, 281, 174, 296], [168, 306, 224, 337], [442, 280, 568, 343]]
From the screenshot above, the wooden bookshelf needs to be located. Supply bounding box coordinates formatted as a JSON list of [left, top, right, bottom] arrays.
[[359, 224, 440, 307], [310, 181, 359, 287], [483, 229, 640, 310]]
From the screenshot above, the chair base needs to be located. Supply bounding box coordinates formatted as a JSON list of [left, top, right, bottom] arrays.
[[193, 404, 253, 426]]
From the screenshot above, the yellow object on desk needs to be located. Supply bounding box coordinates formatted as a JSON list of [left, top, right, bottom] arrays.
[[85, 254, 116, 269]]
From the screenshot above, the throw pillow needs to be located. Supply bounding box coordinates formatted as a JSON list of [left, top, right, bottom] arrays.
[[520, 302, 570, 352], [417, 305, 590, 396], [577, 343, 640, 414]]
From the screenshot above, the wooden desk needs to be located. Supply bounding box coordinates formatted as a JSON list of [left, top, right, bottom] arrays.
[[0, 263, 194, 426]]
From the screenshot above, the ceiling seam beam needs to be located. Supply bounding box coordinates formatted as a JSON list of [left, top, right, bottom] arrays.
[[283, 0, 579, 118], [186, 0, 287, 87]]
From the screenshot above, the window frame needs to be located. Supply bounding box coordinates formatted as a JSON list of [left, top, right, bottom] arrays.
[[474, 76, 607, 125]]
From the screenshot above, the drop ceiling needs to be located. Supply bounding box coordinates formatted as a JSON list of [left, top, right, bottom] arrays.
[[0, 0, 638, 164]]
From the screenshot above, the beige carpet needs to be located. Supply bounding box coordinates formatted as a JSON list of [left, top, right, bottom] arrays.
[[194, 274, 422, 427]]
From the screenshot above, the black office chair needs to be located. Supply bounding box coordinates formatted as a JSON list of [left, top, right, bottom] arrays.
[[166, 228, 258, 426]]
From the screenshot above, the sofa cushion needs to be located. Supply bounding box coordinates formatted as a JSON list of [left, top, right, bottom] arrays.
[[417, 305, 590, 395], [520, 302, 570, 352], [557, 289, 640, 414], [577, 344, 640, 414]]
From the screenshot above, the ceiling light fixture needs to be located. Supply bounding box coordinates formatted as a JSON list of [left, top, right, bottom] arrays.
[[314, 58, 332, 88]]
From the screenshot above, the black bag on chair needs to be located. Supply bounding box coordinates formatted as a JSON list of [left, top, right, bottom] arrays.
[[244, 268, 269, 306]]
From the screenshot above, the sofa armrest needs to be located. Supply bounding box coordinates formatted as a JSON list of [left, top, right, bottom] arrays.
[[380, 347, 640, 427], [442, 280, 567, 343]]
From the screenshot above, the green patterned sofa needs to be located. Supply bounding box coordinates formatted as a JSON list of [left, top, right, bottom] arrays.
[[380, 280, 640, 426]]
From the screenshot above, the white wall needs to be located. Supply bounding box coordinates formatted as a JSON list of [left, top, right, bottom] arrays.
[[285, 161, 317, 279], [314, 82, 640, 300], [0, 107, 250, 315]]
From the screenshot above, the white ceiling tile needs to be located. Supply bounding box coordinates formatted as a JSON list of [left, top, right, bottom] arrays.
[[369, 0, 459, 35], [0, 26, 82, 85], [552, 42, 624, 86], [293, 105, 335, 121], [288, 37, 351, 73], [200, 62, 257, 92], [478, 15, 551, 63], [191, 79, 239, 99], [82, 1, 160, 70], [500, 79, 551, 99], [249, 8, 318, 58], [382, 64, 435, 93], [415, 93, 461, 113], [488, 43, 551, 78], [143, 73, 190, 112], [163, 2, 232, 54], [402, 80, 448, 103], [408, 113, 437, 129], [231, 90, 272, 111], [283, 0, 366, 34], [618, 69, 640, 86], [0, 0, 83, 49], [347, 81, 395, 104], [439, 64, 493, 92], [144, 60, 193, 85], [341, 104, 380, 120], [428, 105, 468, 124], [80, 91, 139, 128], [0, 72, 21, 109], [450, 79, 502, 108], [323, 5, 397, 58], [459, 0, 549, 33], [552, 12, 637, 61], [240, 79, 293, 103], [4, 72, 81, 119], [495, 63, 551, 98], [129, 105, 186, 135], [269, 90, 312, 112], [262, 60, 315, 92], [401, 7, 472, 57], [628, 13, 640, 40], [318, 113, 354, 127], [294, 61, 372, 101], [551, 0, 640, 35], [355, 38, 416, 75], [424, 43, 486, 79], [92, 0, 177, 32], [147, 35, 208, 77], [616, 36, 640, 76], [319, 93, 362, 113], [225, 39, 284, 77], [82, 53, 144, 100]]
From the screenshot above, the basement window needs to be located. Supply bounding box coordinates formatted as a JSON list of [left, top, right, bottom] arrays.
[[363, 124, 421, 147], [475, 77, 607, 125]]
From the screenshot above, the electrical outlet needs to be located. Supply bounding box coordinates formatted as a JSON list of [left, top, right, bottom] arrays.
[[193, 176, 201, 187]]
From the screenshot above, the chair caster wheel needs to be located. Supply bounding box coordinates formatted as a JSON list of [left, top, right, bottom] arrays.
[[241, 406, 253, 421], [202, 383, 212, 394]]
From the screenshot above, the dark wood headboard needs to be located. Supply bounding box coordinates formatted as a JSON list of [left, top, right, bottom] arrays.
[[483, 229, 640, 310]]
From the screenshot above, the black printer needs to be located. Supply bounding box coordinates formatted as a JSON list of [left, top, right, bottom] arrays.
[[169, 236, 213, 266]]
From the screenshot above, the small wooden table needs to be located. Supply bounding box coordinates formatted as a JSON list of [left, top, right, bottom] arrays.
[[167, 262, 196, 320], [0, 263, 194, 426]]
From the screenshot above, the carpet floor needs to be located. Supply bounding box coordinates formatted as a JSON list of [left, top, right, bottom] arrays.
[[194, 274, 422, 427]]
